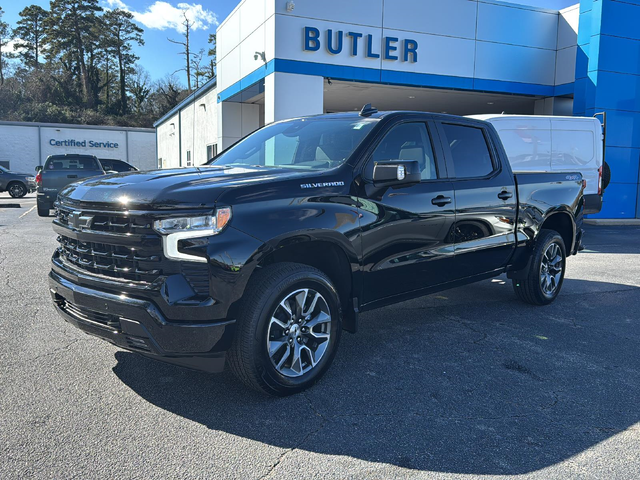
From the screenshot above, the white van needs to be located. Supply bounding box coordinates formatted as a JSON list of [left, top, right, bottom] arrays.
[[468, 115, 608, 214]]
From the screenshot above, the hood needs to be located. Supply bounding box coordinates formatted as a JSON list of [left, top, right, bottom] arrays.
[[57, 165, 311, 210], [3, 170, 31, 177]]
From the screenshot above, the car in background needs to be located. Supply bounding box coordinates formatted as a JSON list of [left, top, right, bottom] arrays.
[[98, 159, 138, 173], [0, 165, 36, 198], [37, 154, 106, 217], [468, 114, 608, 214]]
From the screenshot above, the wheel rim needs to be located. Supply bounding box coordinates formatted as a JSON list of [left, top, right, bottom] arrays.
[[540, 242, 564, 296], [266, 288, 332, 378], [9, 184, 25, 197]]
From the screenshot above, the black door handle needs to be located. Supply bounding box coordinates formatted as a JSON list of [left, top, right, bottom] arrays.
[[431, 195, 452, 207], [498, 190, 513, 200], [67, 175, 78, 179]]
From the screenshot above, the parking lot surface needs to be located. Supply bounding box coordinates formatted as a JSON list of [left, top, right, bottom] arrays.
[[1, 193, 639, 479]]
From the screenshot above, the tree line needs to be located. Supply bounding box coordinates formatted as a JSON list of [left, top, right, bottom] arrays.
[[0, 1, 216, 128]]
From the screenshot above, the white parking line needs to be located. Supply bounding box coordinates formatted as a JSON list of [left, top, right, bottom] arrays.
[[19, 205, 37, 218]]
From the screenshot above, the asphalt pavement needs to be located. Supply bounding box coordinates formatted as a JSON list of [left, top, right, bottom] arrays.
[[1, 193, 639, 479]]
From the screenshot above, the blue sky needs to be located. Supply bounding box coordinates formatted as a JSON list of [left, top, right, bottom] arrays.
[[2, 0, 578, 86]]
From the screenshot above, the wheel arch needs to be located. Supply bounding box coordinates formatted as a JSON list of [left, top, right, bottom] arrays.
[[234, 232, 360, 333], [539, 210, 575, 253]]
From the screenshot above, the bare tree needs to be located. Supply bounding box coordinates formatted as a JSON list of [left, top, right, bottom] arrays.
[[191, 48, 207, 89], [129, 65, 152, 114], [167, 11, 195, 92], [156, 73, 183, 111]]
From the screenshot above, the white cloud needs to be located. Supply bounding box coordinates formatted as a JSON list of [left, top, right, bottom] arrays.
[[103, 0, 128, 8], [101, 1, 217, 33], [7, 38, 26, 54]]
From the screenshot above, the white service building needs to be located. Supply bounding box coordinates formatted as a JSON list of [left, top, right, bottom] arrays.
[[0, 121, 156, 173], [155, 0, 640, 219]]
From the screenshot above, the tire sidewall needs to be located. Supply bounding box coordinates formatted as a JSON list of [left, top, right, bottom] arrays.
[[535, 232, 566, 303], [9, 183, 26, 198], [251, 271, 342, 393]]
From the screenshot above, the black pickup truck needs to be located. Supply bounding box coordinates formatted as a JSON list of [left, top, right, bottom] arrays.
[[48, 109, 584, 395]]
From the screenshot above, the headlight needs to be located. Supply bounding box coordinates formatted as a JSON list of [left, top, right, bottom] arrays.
[[154, 208, 232, 263], [153, 208, 232, 235], [26, 176, 35, 182]]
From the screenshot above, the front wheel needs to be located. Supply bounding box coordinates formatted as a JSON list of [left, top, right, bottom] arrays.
[[228, 263, 342, 396], [8, 182, 27, 198], [513, 229, 566, 306]]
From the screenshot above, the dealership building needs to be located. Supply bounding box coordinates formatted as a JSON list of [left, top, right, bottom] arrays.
[[0, 121, 156, 174], [155, 0, 640, 219]]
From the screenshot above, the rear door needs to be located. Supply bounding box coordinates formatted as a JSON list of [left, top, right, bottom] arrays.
[[358, 118, 457, 304], [435, 120, 517, 277]]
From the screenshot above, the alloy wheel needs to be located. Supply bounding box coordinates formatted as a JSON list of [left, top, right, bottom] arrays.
[[266, 288, 332, 377], [9, 183, 26, 198], [540, 242, 564, 296]]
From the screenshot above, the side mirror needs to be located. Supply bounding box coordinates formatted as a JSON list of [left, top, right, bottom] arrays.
[[35, 166, 42, 173], [372, 160, 421, 188]]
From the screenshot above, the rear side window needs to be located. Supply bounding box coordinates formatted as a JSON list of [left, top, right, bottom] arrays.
[[440, 124, 494, 179], [45, 157, 101, 171]]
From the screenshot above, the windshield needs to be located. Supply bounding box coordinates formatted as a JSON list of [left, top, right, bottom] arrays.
[[0, 165, 9, 173], [208, 117, 378, 171]]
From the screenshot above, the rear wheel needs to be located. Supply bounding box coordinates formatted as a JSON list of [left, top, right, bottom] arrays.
[[228, 262, 342, 396], [37, 200, 50, 217], [513, 229, 566, 306], [8, 182, 27, 198]]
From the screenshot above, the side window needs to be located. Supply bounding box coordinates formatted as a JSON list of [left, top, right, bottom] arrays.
[[366, 123, 437, 181], [440, 124, 495, 178]]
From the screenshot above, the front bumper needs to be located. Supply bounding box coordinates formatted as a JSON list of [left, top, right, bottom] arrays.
[[49, 269, 234, 373]]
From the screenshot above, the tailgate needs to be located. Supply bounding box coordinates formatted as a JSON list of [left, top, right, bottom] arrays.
[[43, 169, 104, 193]]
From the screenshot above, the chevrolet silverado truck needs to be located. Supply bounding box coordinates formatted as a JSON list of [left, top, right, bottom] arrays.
[[48, 108, 584, 396], [37, 154, 106, 217]]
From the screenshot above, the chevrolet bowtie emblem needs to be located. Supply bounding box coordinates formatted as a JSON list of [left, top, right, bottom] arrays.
[[69, 211, 94, 231]]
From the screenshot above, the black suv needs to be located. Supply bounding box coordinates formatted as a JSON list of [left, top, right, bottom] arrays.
[[48, 110, 584, 395]]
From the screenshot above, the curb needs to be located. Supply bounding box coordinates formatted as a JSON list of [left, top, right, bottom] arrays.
[[584, 219, 640, 226]]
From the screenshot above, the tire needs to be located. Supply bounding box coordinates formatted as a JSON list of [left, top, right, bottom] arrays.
[[228, 262, 342, 396], [8, 182, 27, 198], [512, 229, 566, 306], [37, 201, 50, 217], [601, 161, 611, 191]]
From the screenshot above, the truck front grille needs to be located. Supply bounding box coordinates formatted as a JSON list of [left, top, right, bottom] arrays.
[[57, 236, 163, 283], [54, 205, 211, 296], [56, 207, 154, 235]]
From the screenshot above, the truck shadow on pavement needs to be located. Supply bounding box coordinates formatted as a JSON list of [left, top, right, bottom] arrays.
[[112, 277, 640, 475]]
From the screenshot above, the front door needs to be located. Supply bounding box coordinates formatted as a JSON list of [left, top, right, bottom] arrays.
[[357, 120, 456, 305]]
